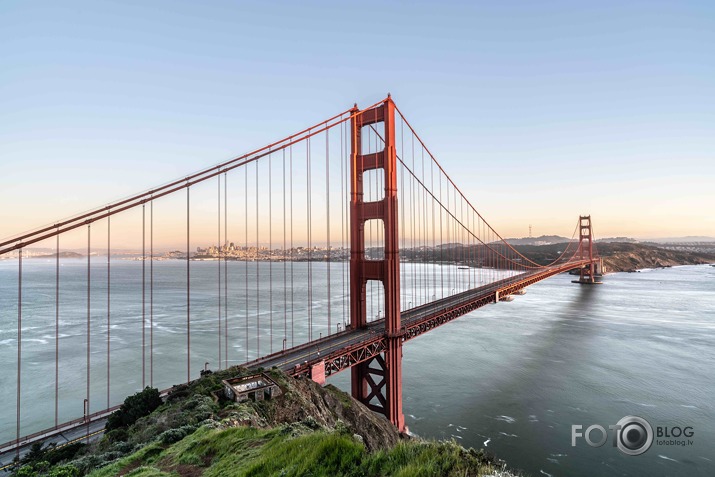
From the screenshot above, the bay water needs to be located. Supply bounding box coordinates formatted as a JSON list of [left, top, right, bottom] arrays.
[[1, 259, 713, 476]]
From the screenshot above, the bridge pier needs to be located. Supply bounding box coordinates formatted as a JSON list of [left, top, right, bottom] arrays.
[[349, 96, 405, 431]]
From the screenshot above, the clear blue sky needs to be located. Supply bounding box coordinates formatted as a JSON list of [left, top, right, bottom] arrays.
[[1, 0, 713, 243]]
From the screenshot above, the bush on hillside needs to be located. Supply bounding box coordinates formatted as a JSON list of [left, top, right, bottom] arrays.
[[105, 387, 162, 431]]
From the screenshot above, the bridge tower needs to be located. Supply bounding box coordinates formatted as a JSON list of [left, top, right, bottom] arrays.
[[349, 96, 405, 431], [577, 215, 597, 284]]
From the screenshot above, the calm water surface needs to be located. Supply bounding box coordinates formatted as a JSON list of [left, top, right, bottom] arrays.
[[412, 265, 714, 476], [331, 265, 715, 476]]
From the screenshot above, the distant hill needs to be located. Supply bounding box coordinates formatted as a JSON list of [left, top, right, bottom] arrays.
[[30, 251, 83, 259], [646, 236, 715, 244], [505, 235, 570, 246], [513, 242, 715, 273], [437, 242, 464, 249], [596, 237, 638, 243], [595, 242, 715, 272]]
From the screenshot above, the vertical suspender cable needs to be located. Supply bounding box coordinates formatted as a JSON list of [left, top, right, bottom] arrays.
[[448, 186, 452, 290], [55, 232, 59, 426], [457, 195, 468, 290], [345, 118, 350, 327], [186, 187, 191, 383], [410, 132, 416, 307], [369, 129, 374, 319], [395, 119, 407, 312], [416, 135, 422, 304], [343, 119, 349, 327], [245, 166, 249, 362], [283, 150, 287, 342], [455, 187, 458, 291], [16, 249, 22, 459], [454, 189, 458, 287], [376, 130, 381, 317], [290, 144, 294, 347], [340, 119, 346, 325], [307, 135, 312, 341], [474, 212, 478, 285], [367, 129, 372, 318], [107, 216, 110, 407], [86, 225, 91, 437], [150, 201, 153, 385], [415, 146, 422, 303], [485, 224, 489, 280], [400, 119, 405, 310], [440, 171, 443, 298], [142, 204, 146, 388], [467, 207, 471, 288], [326, 124, 331, 335], [269, 152, 274, 352], [479, 218, 482, 284], [374, 129, 379, 319], [224, 173, 228, 369], [218, 175, 222, 369], [431, 154, 435, 301], [464, 205, 468, 288], [347, 119, 351, 326], [422, 147, 428, 302], [450, 179, 454, 288], [491, 229, 495, 283], [475, 217, 478, 284], [256, 160, 260, 357], [399, 121, 404, 310]]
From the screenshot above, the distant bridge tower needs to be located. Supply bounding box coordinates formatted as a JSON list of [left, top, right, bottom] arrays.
[[349, 96, 405, 431], [576, 215, 598, 284]]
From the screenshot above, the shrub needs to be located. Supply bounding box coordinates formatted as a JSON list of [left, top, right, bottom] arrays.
[[158, 425, 197, 445], [302, 415, 320, 430], [47, 466, 80, 477], [334, 419, 351, 435], [44, 443, 85, 466], [101, 428, 128, 446], [106, 387, 163, 431]]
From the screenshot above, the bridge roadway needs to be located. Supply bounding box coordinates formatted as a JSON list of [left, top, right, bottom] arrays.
[[244, 261, 589, 378], [0, 261, 589, 471], [0, 419, 108, 473]]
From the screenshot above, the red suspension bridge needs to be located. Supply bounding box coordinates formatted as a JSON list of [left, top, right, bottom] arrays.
[[0, 96, 600, 462]]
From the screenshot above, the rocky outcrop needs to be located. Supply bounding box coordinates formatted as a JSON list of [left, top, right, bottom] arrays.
[[235, 371, 401, 451]]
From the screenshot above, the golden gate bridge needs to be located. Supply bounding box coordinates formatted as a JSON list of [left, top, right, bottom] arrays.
[[0, 95, 600, 462]]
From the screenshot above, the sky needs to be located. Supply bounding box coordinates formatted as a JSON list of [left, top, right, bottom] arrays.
[[1, 0, 714, 249]]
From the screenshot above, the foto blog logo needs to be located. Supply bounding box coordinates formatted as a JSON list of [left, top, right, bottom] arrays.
[[572, 416, 654, 456]]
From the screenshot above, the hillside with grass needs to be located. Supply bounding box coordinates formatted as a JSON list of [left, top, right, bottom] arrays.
[[510, 242, 715, 272], [11, 368, 519, 477]]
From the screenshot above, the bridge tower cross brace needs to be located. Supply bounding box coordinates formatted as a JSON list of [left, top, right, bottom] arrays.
[[578, 215, 596, 283], [349, 97, 405, 431]]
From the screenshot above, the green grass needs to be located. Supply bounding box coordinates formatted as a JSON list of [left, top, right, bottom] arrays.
[[18, 367, 515, 477], [87, 443, 165, 477], [86, 426, 509, 477], [119, 468, 173, 477], [241, 431, 364, 477]]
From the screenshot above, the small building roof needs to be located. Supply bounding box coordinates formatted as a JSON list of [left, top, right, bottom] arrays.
[[222, 373, 279, 394]]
